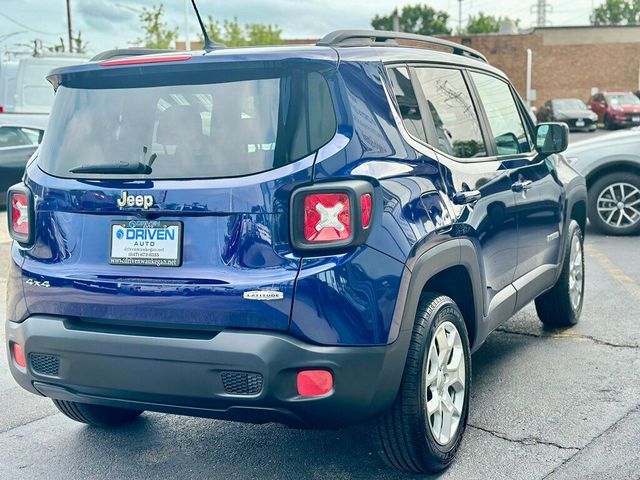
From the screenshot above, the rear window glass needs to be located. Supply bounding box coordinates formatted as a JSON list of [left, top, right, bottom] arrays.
[[38, 67, 336, 179]]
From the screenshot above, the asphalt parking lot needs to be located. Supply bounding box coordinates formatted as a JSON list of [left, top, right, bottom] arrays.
[[1, 148, 639, 478]]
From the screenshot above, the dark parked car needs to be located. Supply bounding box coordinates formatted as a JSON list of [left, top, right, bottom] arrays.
[[537, 98, 597, 131], [566, 127, 640, 235], [587, 91, 640, 130], [0, 114, 47, 208], [6, 30, 587, 473]]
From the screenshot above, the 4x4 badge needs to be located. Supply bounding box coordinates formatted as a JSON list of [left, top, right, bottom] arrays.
[[117, 191, 155, 210]]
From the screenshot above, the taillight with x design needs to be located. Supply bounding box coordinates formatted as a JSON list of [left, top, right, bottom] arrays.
[[7, 184, 34, 245], [291, 180, 374, 251]]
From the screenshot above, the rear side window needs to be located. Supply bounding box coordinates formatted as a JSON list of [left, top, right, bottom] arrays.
[[413, 67, 487, 159], [387, 67, 427, 143], [38, 67, 336, 179], [470, 72, 531, 156]]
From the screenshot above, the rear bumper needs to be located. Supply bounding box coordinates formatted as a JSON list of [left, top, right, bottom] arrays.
[[6, 315, 409, 427]]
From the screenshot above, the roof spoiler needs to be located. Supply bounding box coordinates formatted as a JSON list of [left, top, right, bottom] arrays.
[[90, 48, 176, 62]]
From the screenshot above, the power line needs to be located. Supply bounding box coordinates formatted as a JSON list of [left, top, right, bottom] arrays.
[[531, 0, 553, 27], [0, 11, 63, 36]]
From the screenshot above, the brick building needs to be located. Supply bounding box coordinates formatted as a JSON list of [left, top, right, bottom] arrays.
[[444, 25, 640, 108]]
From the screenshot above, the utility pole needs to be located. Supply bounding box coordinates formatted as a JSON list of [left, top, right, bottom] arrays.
[[458, 0, 463, 34], [184, 0, 191, 50], [66, 0, 73, 53], [531, 0, 552, 27]]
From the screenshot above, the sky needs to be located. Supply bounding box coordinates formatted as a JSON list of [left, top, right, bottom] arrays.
[[1, 0, 601, 56]]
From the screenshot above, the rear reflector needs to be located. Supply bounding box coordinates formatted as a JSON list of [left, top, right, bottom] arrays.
[[303, 193, 351, 242], [8, 187, 32, 244], [99, 54, 192, 66], [297, 370, 333, 397], [12, 343, 26, 369]]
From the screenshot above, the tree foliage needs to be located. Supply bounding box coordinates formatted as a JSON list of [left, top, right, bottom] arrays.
[[138, 4, 178, 49], [43, 31, 88, 55], [203, 16, 282, 47], [372, 4, 451, 35], [591, 0, 640, 25], [465, 12, 519, 34]]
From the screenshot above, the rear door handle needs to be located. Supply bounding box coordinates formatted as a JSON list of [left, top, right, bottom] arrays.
[[452, 190, 482, 205], [511, 180, 533, 193]]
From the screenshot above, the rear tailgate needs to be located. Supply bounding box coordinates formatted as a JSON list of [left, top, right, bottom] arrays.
[[20, 166, 309, 331]]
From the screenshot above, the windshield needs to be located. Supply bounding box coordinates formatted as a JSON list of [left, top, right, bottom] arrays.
[[606, 94, 640, 106], [38, 66, 336, 179], [552, 99, 586, 110]]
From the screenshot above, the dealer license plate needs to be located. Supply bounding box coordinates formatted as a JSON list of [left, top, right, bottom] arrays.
[[110, 221, 182, 267]]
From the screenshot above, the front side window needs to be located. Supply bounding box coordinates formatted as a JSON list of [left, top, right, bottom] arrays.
[[38, 67, 336, 179], [413, 67, 486, 159], [471, 72, 531, 156]]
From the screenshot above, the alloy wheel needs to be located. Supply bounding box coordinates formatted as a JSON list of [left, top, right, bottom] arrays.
[[596, 182, 640, 229], [568, 233, 583, 312], [424, 321, 466, 446]]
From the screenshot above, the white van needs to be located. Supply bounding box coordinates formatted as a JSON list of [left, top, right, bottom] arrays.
[[2, 54, 89, 114]]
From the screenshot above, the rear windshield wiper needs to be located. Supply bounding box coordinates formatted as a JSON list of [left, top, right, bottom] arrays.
[[69, 161, 152, 175]]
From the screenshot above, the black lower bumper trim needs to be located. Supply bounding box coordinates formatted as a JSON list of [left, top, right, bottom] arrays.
[[7, 315, 410, 428]]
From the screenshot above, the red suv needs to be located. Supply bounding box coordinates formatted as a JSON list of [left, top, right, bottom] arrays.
[[587, 91, 640, 129]]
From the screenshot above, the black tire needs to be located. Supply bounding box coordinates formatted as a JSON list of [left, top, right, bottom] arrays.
[[535, 220, 584, 328], [604, 115, 614, 130], [588, 172, 640, 236], [372, 294, 471, 473], [53, 399, 143, 427]]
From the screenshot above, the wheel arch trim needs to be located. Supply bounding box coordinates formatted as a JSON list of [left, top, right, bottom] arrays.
[[389, 238, 485, 351]]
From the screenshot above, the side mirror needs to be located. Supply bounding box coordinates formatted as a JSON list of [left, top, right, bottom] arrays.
[[587, 104, 592, 110], [535, 122, 568, 155]]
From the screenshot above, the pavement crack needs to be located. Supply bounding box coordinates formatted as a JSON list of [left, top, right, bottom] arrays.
[[542, 404, 640, 479], [496, 327, 639, 350], [0, 411, 59, 435], [468, 424, 580, 451]]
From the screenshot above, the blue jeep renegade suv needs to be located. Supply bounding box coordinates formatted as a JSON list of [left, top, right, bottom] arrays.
[[5, 30, 587, 473]]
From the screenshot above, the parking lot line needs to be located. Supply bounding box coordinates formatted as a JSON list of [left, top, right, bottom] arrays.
[[584, 243, 640, 299]]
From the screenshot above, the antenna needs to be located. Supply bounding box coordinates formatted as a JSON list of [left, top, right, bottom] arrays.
[[190, 0, 221, 51]]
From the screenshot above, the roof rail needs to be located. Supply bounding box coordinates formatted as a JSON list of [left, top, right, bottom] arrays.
[[317, 29, 488, 63], [90, 48, 176, 62]]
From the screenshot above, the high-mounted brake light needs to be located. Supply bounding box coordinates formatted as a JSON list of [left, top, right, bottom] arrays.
[[7, 185, 33, 245], [99, 54, 192, 67], [290, 180, 374, 251]]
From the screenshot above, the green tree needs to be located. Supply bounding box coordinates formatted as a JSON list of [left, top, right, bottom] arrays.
[[138, 4, 178, 49], [202, 16, 281, 47], [72, 31, 88, 54], [246, 23, 282, 46], [43, 32, 87, 55], [372, 4, 451, 35], [591, 0, 640, 25], [465, 12, 519, 34]]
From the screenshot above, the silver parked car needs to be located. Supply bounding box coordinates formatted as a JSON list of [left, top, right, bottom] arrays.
[[566, 128, 640, 235]]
